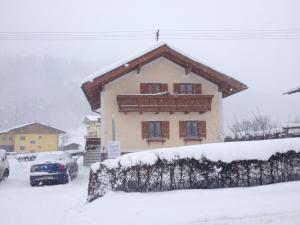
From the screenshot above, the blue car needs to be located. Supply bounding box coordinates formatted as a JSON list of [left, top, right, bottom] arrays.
[[30, 152, 78, 186]]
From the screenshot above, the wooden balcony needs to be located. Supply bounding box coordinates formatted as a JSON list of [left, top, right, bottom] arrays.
[[116, 94, 213, 113]]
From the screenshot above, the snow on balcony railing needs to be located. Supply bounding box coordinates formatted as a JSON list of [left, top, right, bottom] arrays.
[[116, 94, 213, 113]]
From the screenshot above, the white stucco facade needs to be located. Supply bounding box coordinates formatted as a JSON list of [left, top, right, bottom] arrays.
[[99, 58, 224, 153]]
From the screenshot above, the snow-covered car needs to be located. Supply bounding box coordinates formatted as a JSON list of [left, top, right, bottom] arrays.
[[0, 149, 9, 181], [30, 152, 78, 186]]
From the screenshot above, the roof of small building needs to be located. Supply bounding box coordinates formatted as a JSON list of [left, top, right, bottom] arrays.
[[0, 122, 65, 135], [83, 115, 101, 124], [64, 143, 81, 147], [81, 42, 248, 111]]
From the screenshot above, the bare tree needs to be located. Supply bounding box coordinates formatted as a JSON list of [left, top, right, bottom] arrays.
[[228, 112, 279, 140]]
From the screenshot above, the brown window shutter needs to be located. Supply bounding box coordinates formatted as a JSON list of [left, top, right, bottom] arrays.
[[140, 83, 147, 94], [199, 121, 206, 138], [193, 83, 202, 94], [142, 121, 149, 139], [179, 121, 186, 138], [160, 83, 168, 92], [161, 121, 169, 139], [173, 83, 179, 94]]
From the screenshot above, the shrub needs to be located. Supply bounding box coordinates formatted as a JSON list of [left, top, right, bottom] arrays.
[[87, 150, 300, 202]]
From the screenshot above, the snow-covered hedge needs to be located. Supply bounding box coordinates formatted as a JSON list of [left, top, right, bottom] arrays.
[[87, 138, 300, 202]]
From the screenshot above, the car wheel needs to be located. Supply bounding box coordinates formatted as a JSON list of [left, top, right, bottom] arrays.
[[4, 169, 9, 178], [63, 170, 71, 184]]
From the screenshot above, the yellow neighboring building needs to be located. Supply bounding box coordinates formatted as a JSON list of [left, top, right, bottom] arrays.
[[0, 123, 65, 153], [83, 115, 101, 138]]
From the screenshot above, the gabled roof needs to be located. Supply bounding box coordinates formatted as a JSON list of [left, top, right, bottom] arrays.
[[81, 42, 248, 111], [0, 122, 65, 135]]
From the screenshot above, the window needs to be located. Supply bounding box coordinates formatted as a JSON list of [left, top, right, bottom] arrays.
[[2, 137, 6, 142], [20, 136, 25, 141], [147, 83, 161, 94], [20, 146, 25, 151], [141, 83, 168, 94], [9, 137, 13, 141], [148, 121, 162, 138], [186, 121, 199, 137], [30, 140, 36, 144], [179, 84, 193, 94]]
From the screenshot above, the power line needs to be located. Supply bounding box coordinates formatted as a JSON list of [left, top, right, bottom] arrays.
[[0, 29, 300, 40]]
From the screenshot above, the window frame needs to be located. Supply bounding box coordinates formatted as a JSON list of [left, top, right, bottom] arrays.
[[148, 121, 162, 139], [20, 136, 25, 141], [185, 121, 199, 138], [179, 83, 193, 94], [147, 83, 161, 94]]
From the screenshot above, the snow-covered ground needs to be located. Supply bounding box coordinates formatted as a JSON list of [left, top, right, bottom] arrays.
[[0, 155, 300, 225]]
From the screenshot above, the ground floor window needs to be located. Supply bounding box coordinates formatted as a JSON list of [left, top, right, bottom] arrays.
[[186, 121, 199, 137], [149, 121, 162, 138]]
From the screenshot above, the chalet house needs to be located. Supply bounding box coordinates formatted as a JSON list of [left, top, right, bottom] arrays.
[[81, 43, 247, 155], [0, 122, 65, 153]]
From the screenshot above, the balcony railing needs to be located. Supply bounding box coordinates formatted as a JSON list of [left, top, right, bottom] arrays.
[[116, 94, 213, 113]]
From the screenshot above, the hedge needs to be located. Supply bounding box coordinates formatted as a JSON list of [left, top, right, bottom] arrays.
[[87, 150, 300, 202]]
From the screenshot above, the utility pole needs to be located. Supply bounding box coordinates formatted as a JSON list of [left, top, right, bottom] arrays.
[[156, 29, 160, 42]]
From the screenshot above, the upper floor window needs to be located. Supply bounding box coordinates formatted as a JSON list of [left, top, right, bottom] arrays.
[[149, 121, 162, 138], [147, 83, 161, 94], [174, 83, 202, 94], [140, 83, 168, 94], [30, 140, 36, 144], [20, 136, 25, 141], [179, 84, 193, 94], [185, 121, 199, 137], [20, 146, 25, 151], [2, 137, 6, 142]]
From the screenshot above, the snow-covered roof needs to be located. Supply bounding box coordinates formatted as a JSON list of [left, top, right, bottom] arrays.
[[82, 42, 166, 83], [92, 138, 300, 171], [0, 122, 65, 134], [0, 122, 35, 134], [284, 122, 300, 128], [83, 115, 101, 124], [81, 42, 248, 111]]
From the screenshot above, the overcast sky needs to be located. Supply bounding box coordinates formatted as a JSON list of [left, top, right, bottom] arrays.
[[0, 0, 299, 132]]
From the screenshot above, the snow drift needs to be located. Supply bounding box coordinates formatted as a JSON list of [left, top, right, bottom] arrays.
[[88, 138, 300, 202]]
